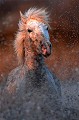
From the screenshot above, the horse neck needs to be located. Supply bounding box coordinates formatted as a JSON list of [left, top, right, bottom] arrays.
[[24, 38, 45, 71]]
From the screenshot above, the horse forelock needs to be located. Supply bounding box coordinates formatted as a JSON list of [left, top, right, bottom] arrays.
[[21, 8, 51, 28]]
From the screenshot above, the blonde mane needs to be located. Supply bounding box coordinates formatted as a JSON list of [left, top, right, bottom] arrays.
[[24, 8, 50, 26], [14, 8, 51, 65]]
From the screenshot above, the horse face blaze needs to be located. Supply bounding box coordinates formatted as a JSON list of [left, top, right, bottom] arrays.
[[38, 25, 52, 57]]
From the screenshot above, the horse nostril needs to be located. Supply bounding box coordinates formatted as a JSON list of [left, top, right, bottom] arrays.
[[49, 44, 52, 48], [47, 43, 52, 48]]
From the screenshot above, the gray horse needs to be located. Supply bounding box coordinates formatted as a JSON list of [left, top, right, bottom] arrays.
[[0, 8, 63, 120]]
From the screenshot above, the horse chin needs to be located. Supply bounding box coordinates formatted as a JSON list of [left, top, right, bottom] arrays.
[[42, 52, 51, 57], [43, 54, 50, 58]]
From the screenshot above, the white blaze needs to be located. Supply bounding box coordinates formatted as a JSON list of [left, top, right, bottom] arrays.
[[39, 25, 50, 42]]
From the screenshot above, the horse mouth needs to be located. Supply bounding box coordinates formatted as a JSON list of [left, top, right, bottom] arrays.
[[41, 44, 51, 57]]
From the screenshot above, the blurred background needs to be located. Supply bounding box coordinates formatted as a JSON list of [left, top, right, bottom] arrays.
[[0, 0, 79, 82]]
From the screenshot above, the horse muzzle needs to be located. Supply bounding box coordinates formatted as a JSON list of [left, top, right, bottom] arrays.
[[41, 42, 52, 57]]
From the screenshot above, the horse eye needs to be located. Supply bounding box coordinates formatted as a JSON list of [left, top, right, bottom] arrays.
[[28, 29, 32, 33]]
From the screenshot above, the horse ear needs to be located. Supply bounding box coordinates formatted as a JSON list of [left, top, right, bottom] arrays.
[[20, 11, 26, 24]]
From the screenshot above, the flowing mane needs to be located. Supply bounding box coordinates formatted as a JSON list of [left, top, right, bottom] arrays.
[[24, 8, 50, 27]]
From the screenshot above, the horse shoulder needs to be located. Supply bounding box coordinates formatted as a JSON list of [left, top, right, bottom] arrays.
[[4, 66, 26, 94]]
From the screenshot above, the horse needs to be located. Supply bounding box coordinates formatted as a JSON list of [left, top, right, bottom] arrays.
[[0, 8, 63, 120]]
